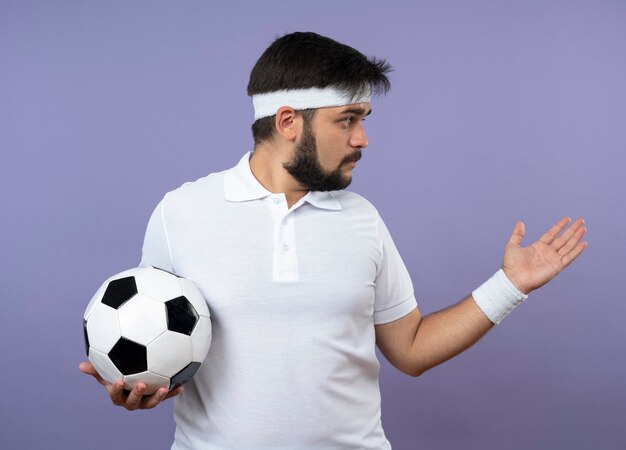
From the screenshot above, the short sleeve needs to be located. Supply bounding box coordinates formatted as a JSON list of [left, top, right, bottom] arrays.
[[138, 195, 175, 273], [373, 213, 418, 325]]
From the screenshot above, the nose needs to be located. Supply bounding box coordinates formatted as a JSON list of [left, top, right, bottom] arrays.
[[350, 123, 369, 149]]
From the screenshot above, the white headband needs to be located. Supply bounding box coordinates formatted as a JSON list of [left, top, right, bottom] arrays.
[[252, 86, 371, 120]]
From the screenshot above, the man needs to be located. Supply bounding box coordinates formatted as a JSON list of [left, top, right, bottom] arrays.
[[80, 32, 587, 449]]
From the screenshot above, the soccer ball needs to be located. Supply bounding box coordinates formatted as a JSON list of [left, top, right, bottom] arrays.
[[83, 266, 211, 395]]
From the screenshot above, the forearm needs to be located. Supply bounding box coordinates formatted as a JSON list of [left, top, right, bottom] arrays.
[[390, 217, 587, 377], [409, 295, 493, 376]]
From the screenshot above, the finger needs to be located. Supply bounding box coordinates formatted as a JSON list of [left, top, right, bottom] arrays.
[[558, 225, 587, 257], [538, 217, 571, 244], [79, 361, 97, 376], [125, 383, 147, 410], [163, 385, 184, 400], [552, 218, 585, 251], [108, 380, 127, 405], [140, 388, 169, 410], [507, 221, 525, 247], [78, 361, 94, 374], [79, 362, 106, 385], [561, 241, 588, 268]]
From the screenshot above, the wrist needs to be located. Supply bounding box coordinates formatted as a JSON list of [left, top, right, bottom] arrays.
[[472, 269, 529, 324], [501, 267, 531, 295]]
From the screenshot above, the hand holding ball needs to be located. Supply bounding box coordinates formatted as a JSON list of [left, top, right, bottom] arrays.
[[83, 267, 212, 396]]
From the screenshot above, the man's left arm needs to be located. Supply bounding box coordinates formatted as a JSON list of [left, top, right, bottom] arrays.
[[375, 217, 587, 377]]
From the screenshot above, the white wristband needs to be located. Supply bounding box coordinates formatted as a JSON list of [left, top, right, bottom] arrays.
[[472, 269, 528, 324]]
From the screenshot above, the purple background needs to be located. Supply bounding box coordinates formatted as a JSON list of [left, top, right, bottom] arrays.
[[1, 1, 624, 449]]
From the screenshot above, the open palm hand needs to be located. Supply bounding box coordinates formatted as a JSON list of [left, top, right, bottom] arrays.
[[502, 217, 587, 295]]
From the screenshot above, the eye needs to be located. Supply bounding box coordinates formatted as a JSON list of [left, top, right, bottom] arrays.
[[340, 117, 353, 128]]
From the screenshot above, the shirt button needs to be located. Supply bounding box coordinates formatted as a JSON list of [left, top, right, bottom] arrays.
[[273, 198, 280, 204], [282, 244, 290, 251]]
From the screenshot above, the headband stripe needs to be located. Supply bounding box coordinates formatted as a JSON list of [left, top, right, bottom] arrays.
[[252, 86, 371, 120]]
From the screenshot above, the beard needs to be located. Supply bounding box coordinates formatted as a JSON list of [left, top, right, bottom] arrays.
[[283, 119, 362, 192]]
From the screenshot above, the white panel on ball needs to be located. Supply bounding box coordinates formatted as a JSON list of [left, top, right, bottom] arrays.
[[179, 277, 210, 317], [86, 302, 121, 353], [134, 267, 183, 302], [190, 315, 212, 362], [84, 281, 107, 321], [124, 371, 171, 396], [118, 293, 167, 345], [148, 332, 193, 378], [89, 348, 123, 385], [115, 267, 145, 278]]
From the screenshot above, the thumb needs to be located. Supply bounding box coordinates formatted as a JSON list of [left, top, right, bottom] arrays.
[[507, 221, 525, 247], [79, 361, 104, 383]]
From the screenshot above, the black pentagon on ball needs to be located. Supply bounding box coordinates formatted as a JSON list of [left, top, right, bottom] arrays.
[[165, 296, 199, 335], [102, 276, 137, 309], [170, 361, 201, 390], [83, 319, 90, 357], [108, 337, 147, 375]]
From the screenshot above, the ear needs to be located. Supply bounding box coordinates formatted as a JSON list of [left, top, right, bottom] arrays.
[[274, 106, 300, 141]]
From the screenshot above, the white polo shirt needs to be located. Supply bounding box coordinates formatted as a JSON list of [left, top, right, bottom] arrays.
[[140, 152, 417, 450]]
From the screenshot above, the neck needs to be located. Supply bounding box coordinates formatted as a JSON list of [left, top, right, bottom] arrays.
[[249, 143, 308, 208]]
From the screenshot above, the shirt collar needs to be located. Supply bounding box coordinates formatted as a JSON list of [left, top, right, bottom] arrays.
[[224, 152, 342, 211], [224, 152, 273, 202], [303, 190, 342, 211]]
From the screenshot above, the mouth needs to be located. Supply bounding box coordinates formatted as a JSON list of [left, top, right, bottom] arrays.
[[343, 152, 362, 165]]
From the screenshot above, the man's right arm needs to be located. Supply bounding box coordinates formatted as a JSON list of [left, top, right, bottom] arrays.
[[79, 361, 182, 411], [79, 197, 180, 410]]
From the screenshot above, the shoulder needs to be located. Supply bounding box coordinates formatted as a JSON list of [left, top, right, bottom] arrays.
[[334, 190, 378, 212], [327, 191, 386, 240], [333, 190, 381, 221], [161, 169, 228, 207]]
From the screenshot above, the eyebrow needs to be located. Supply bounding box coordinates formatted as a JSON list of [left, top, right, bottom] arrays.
[[338, 107, 372, 117]]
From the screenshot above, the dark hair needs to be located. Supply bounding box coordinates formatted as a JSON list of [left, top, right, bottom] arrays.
[[248, 31, 392, 145]]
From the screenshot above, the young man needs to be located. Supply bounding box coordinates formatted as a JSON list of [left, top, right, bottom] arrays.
[[80, 32, 587, 449]]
